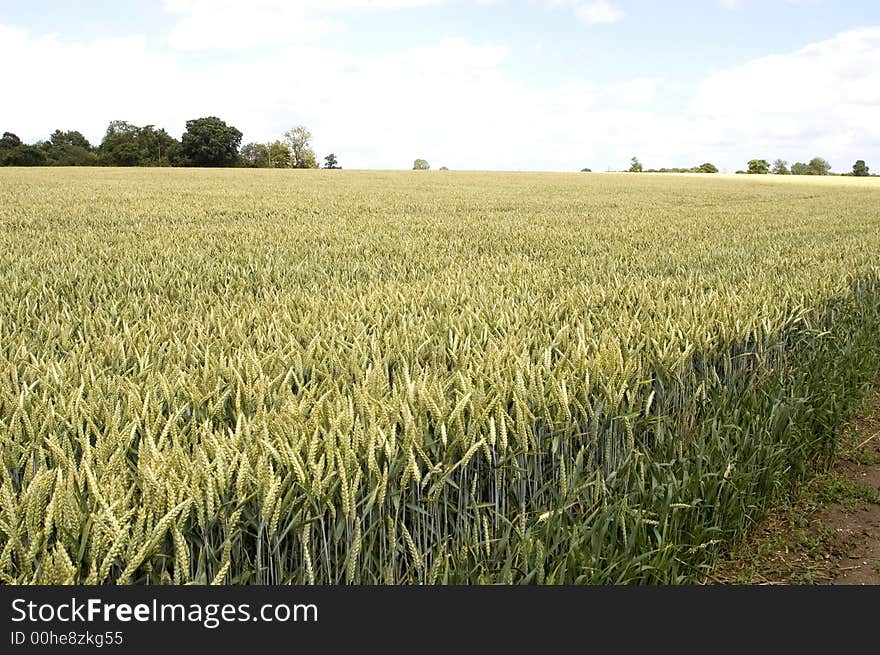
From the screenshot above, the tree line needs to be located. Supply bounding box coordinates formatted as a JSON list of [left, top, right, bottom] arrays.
[[738, 157, 871, 176], [616, 156, 872, 176], [0, 117, 342, 170]]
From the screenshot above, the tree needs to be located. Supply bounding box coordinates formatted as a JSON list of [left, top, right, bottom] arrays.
[[137, 125, 178, 166], [50, 130, 91, 150], [439, 166, 449, 171], [267, 141, 291, 168], [1, 132, 23, 149], [283, 126, 318, 169], [0, 145, 47, 166], [240, 142, 270, 168], [41, 129, 97, 166], [413, 159, 430, 170], [791, 162, 809, 175], [580, 167, 591, 172], [771, 159, 790, 175], [696, 162, 718, 173], [98, 121, 179, 167], [628, 157, 642, 173], [239, 141, 291, 168], [806, 157, 831, 175], [747, 159, 770, 174], [852, 160, 870, 177], [323, 153, 341, 169], [180, 116, 242, 167]]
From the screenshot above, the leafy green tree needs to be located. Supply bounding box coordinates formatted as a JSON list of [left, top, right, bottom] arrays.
[[413, 158, 430, 170], [628, 157, 643, 173], [41, 129, 97, 166], [240, 142, 270, 167], [267, 141, 292, 168], [771, 159, 789, 175], [136, 125, 178, 166], [240, 141, 292, 168], [791, 162, 808, 175], [0, 132, 22, 149], [0, 145, 47, 166], [324, 153, 341, 169], [99, 121, 146, 166], [180, 117, 243, 167], [49, 130, 91, 150], [852, 160, 870, 177], [747, 159, 770, 174], [580, 167, 591, 172], [806, 157, 831, 175], [696, 162, 718, 173], [284, 126, 318, 169]]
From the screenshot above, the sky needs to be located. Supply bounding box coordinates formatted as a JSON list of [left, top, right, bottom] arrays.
[[1, 0, 879, 172]]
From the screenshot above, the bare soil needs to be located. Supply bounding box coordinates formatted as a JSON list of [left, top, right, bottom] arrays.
[[711, 392, 880, 585]]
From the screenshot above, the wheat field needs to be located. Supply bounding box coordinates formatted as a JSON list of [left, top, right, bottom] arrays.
[[1, 168, 879, 584]]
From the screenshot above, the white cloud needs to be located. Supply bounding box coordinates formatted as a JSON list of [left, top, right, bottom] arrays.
[[691, 27, 880, 165], [574, 1, 625, 24], [537, 1, 625, 26]]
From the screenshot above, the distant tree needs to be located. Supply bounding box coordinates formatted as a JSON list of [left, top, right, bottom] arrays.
[[323, 153, 341, 169], [283, 126, 318, 169], [735, 170, 746, 175], [413, 159, 430, 170], [99, 121, 145, 166], [49, 130, 91, 150], [747, 159, 770, 174], [580, 167, 591, 172], [628, 157, 643, 173], [439, 166, 449, 171], [240, 142, 270, 168], [771, 159, 790, 175], [696, 162, 718, 173], [180, 117, 242, 167], [137, 125, 178, 166], [98, 121, 179, 167], [38, 129, 97, 166], [806, 157, 831, 176], [790, 161, 809, 175], [267, 141, 291, 168], [0, 132, 22, 149], [852, 159, 870, 177]]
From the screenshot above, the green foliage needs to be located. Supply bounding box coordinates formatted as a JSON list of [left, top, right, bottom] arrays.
[[241, 141, 292, 168], [791, 158, 832, 176], [628, 156, 643, 172], [284, 126, 318, 169], [807, 157, 831, 176], [772, 159, 790, 175], [747, 159, 770, 174], [696, 162, 718, 173], [180, 117, 243, 167], [0, 132, 22, 149], [99, 121, 179, 167], [413, 158, 430, 170], [324, 153, 341, 169], [0, 144, 47, 166], [852, 160, 869, 177]]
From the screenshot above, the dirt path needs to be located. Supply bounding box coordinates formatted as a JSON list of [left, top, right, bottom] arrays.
[[712, 392, 880, 585], [829, 428, 880, 584]]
